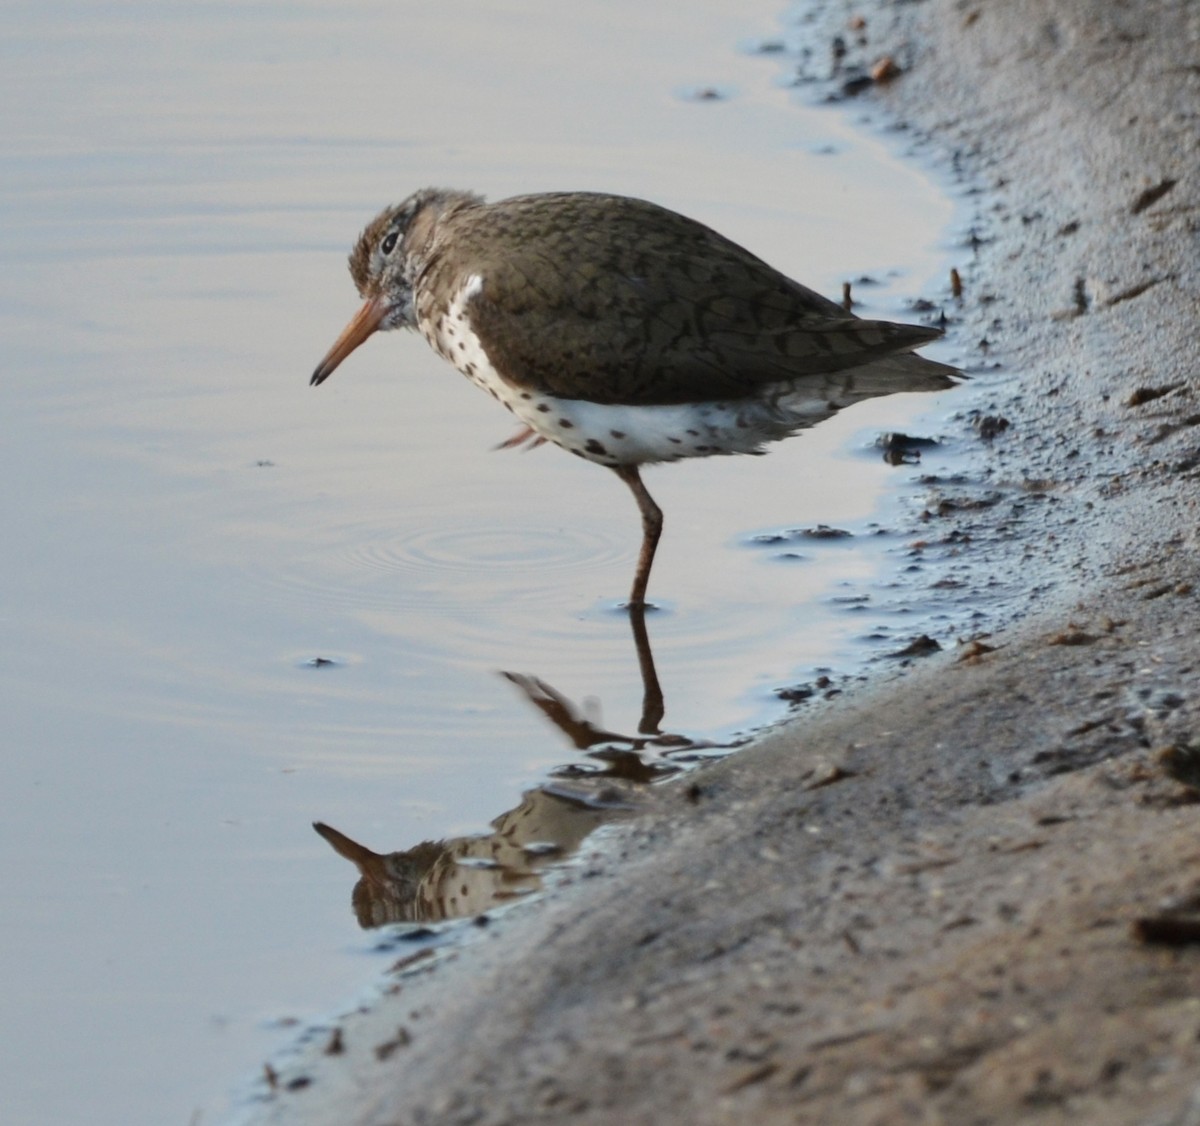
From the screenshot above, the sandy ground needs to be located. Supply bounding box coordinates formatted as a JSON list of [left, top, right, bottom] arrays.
[[248, 1, 1200, 1122]]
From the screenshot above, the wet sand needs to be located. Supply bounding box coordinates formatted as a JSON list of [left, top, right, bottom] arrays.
[[252, 0, 1200, 1121]]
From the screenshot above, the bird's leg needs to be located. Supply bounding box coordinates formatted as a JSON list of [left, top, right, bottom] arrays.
[[494, 426, 548, 451], [612, 465, 662, 611]]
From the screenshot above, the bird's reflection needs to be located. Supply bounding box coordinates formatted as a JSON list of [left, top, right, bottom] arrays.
[[313, 785, 617, 928], [316, 607, 731, 928]]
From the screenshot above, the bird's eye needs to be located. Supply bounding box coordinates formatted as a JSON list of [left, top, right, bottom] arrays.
[[381, 230, 400, 256]]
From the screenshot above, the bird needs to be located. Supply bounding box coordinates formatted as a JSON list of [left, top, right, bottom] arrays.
[[310, 189, 959, 608]]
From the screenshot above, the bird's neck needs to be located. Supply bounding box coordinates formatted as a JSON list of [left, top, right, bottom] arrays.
[[402, 189, 482, 273]]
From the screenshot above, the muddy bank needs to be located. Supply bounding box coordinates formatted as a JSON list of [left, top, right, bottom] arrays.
[[250, 1, 1200, 1122]]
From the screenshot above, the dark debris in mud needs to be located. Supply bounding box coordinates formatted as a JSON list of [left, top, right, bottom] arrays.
[[1126, 383, 1183, 407], [1133, 912, 1200, 945], [798, 524, 853, 539], [1156, 743, 1200, 790], [877, 430, 941, 465], [970, 413, 1011, 441], [1129, 177, 1177, 215], [887, 634, 942, 659], [774, 671, 859, 710]]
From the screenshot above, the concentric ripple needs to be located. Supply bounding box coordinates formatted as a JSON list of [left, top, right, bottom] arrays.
[[242, 517, 629, 616], [345, 521, 624, 577]]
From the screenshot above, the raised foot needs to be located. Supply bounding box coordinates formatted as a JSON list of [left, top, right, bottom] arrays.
[[494, 426, 547, 451]]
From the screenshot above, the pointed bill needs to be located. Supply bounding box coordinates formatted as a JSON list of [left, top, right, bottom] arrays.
[[310, 296, 388, 386]]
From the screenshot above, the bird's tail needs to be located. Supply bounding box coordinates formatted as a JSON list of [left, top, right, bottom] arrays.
[[766, 351, 960, 431], [835, 350, 961, 395]]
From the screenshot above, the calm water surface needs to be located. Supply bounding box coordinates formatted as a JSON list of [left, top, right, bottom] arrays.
[[0, 2, 958, 1122]]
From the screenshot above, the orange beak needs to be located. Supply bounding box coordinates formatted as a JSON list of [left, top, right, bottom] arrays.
[[310, 296, 388, 386]]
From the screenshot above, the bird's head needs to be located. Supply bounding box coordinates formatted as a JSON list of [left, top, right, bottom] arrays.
[[310, 188, 483, 387]]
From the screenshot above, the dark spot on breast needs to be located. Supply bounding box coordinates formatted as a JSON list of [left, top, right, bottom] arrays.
[[584, 439, 608, 456], [609, 430, 626, 440], [668, 436, 682, 445], [686, 429, 700, 437], [536, 403, 551, 413], [570, 448, 584, 458], [520, 392, 532, 400], [465, 363, 476, 375], [559, 419, 574, 429], [457, 342, 465, 351], [694, 445, 711, 453]]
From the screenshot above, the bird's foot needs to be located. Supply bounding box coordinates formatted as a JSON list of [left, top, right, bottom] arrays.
[[494, 426, 547, 451]]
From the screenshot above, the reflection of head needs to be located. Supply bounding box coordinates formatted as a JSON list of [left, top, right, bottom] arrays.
[[315, 787, 612, 929]]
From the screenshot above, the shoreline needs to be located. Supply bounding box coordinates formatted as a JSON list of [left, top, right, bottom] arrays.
[[248, 1, 1200, 1121]]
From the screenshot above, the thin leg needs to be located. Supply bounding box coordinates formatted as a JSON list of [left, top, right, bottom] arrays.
[[612, 464, 662, 610], [494, 425, 547, 451]]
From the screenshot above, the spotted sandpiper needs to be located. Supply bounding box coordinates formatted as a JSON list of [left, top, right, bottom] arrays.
[[311, 189, 958, 607]]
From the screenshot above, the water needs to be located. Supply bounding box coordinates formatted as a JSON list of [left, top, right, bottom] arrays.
[[0, 2, 958, 1123]]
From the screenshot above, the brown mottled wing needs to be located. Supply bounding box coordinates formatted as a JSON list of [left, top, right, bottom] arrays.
[[419, 192, 944, 406]]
